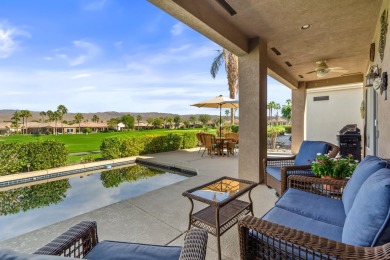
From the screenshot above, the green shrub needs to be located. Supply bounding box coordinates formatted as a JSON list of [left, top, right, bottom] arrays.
[[284, 125, 292, 133], [0, 140, 68, 175], [27, 140, 68, 170], [100, 133, 198, 159], [121, 136, 145, 157], [100, 137, 122, 159], [0, 143, 26, 175], [267, 126, 285, 135], [231, 125, 239, 133], [83, 127, 92, 134], [182, 133, 197, 149]]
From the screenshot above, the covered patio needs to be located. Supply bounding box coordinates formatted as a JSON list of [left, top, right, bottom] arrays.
[[148, 0, 388, 183], [2, 1, 390, 259]]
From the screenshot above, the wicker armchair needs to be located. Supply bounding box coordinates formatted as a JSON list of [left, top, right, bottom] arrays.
[[33, 221, 208, 260], [264, 141, 339, 195], [238, 175, 390, 260]]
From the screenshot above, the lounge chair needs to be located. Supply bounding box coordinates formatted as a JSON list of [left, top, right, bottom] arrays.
[[21, 221, 207, 260], [264, 140, 339, 195]]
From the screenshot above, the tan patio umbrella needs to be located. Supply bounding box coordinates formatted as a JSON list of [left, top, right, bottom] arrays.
[[191, 95, 239, 138]]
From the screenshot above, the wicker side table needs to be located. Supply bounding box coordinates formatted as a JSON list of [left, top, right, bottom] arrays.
[[182, 176, 257, 260]]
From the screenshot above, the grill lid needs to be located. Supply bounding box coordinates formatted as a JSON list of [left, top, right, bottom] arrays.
[[339, 124, 360, 135]]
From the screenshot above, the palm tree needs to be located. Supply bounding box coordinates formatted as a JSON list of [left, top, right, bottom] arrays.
[[146, 117, 153, 128], [11, 111, 21, 134], [225, 109, 230, 122], [57, 105, 68, 134], [46, 110, 54, 121], [210, 49, 239, 124], [53, 111, 60, 135], [166, 116, 174, 129], [136, 115, 142, 130], [189, 115, 197, 128], [267, 101, 276, 125], [24, 110, 32, 134], [46, 110, 54, 134], [74, 113, 84, 133], [174, 116, 181, 129], [39, 111, 46, 123], [282, 99, 292, 124], [92, 114, 99, 123], [20, 110, 31, 134], [274, 103, 281, 125]]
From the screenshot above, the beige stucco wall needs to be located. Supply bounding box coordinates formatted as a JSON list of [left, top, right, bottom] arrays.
[[306, 84, 363, 146], [368, 0, 390, 158]]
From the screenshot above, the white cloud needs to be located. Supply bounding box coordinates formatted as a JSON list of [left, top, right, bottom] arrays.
[[83, 0, 108, 11], [71, 73, 92, 79], [0, 21, 30, 58], [73, 86, 96, 92], [44, 56, 53, 61], [169, 44, 191, 53], [57, 40, 101, 66], [170, 23, 185, 36]]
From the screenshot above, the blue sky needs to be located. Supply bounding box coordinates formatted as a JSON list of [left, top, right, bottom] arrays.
[[0, 0, 291, 115]]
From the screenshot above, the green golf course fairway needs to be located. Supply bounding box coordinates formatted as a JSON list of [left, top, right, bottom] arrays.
[[0, 129, 203, 154]]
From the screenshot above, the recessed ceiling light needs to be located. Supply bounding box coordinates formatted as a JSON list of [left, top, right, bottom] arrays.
[[301, 24, 311, 30]]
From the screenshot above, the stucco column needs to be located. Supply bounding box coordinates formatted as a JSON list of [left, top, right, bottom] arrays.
[[238, 38, 267, 183], [291, 82, 306, 153]]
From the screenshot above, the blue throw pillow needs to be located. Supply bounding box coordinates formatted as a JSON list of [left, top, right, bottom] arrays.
[[342, 155, 387, 215], [342, 168, 390, 247], [294, 141, 328, 166]]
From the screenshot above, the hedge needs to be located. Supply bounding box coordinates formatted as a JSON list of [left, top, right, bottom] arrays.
[[284, 125, 292, 133], [0, 140, 68, 176], [100, 132, 198, 159]]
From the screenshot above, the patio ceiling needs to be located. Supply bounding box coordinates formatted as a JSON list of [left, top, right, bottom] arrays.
[[149, 0, 383, 88]]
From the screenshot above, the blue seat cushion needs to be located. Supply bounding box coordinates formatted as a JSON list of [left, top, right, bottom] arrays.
[[263, 207, 343, 242], [85, 240, 182, 260], [276, 188, 346, 227], [266, 166, 282, 181], [342, 155, 387, 215], [294, 141, 329, 166], [0, 249, 68, 259], [342, 168, 390, 247], [266, 167, 314, 182]]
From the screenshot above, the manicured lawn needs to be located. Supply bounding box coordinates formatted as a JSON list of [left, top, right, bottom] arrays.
[[0, 129, 207, 153]]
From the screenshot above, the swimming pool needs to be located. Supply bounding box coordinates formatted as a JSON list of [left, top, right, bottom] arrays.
[[0, 163, 192, 242]]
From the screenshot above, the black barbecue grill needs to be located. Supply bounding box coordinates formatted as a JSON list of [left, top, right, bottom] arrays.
[[337, 124, 361, 161]]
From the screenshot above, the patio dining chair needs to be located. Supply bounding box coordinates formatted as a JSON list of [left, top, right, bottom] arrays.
[[264, 140, 339, 195], [196, 132, 207, 154], [202, 133, 223, 158], [32, 221, 208, 260], [224, 133, 239, 155]]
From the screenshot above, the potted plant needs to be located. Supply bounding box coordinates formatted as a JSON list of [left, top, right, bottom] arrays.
[[311, 154, 358, 179], [311, 154, 358, 190]]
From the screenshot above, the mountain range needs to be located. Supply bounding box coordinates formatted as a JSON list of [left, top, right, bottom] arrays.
[[0, 110, 224, 122]]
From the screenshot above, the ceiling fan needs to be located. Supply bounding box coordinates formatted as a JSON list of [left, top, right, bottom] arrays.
[[306, 60, 348, 78]]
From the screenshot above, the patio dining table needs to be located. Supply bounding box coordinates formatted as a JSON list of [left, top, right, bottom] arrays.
[[215, 137, 234, 157]]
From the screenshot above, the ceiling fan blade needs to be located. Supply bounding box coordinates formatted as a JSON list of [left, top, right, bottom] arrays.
[[306, 71, 317, 74], [329, 69, 348, 73], [327, 67, 344, 70]]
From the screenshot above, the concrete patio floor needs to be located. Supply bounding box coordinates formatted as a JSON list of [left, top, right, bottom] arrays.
[[0, 148, 279, 259]]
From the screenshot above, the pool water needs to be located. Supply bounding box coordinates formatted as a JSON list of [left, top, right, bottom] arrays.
[[0, 164, 189, 241]]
